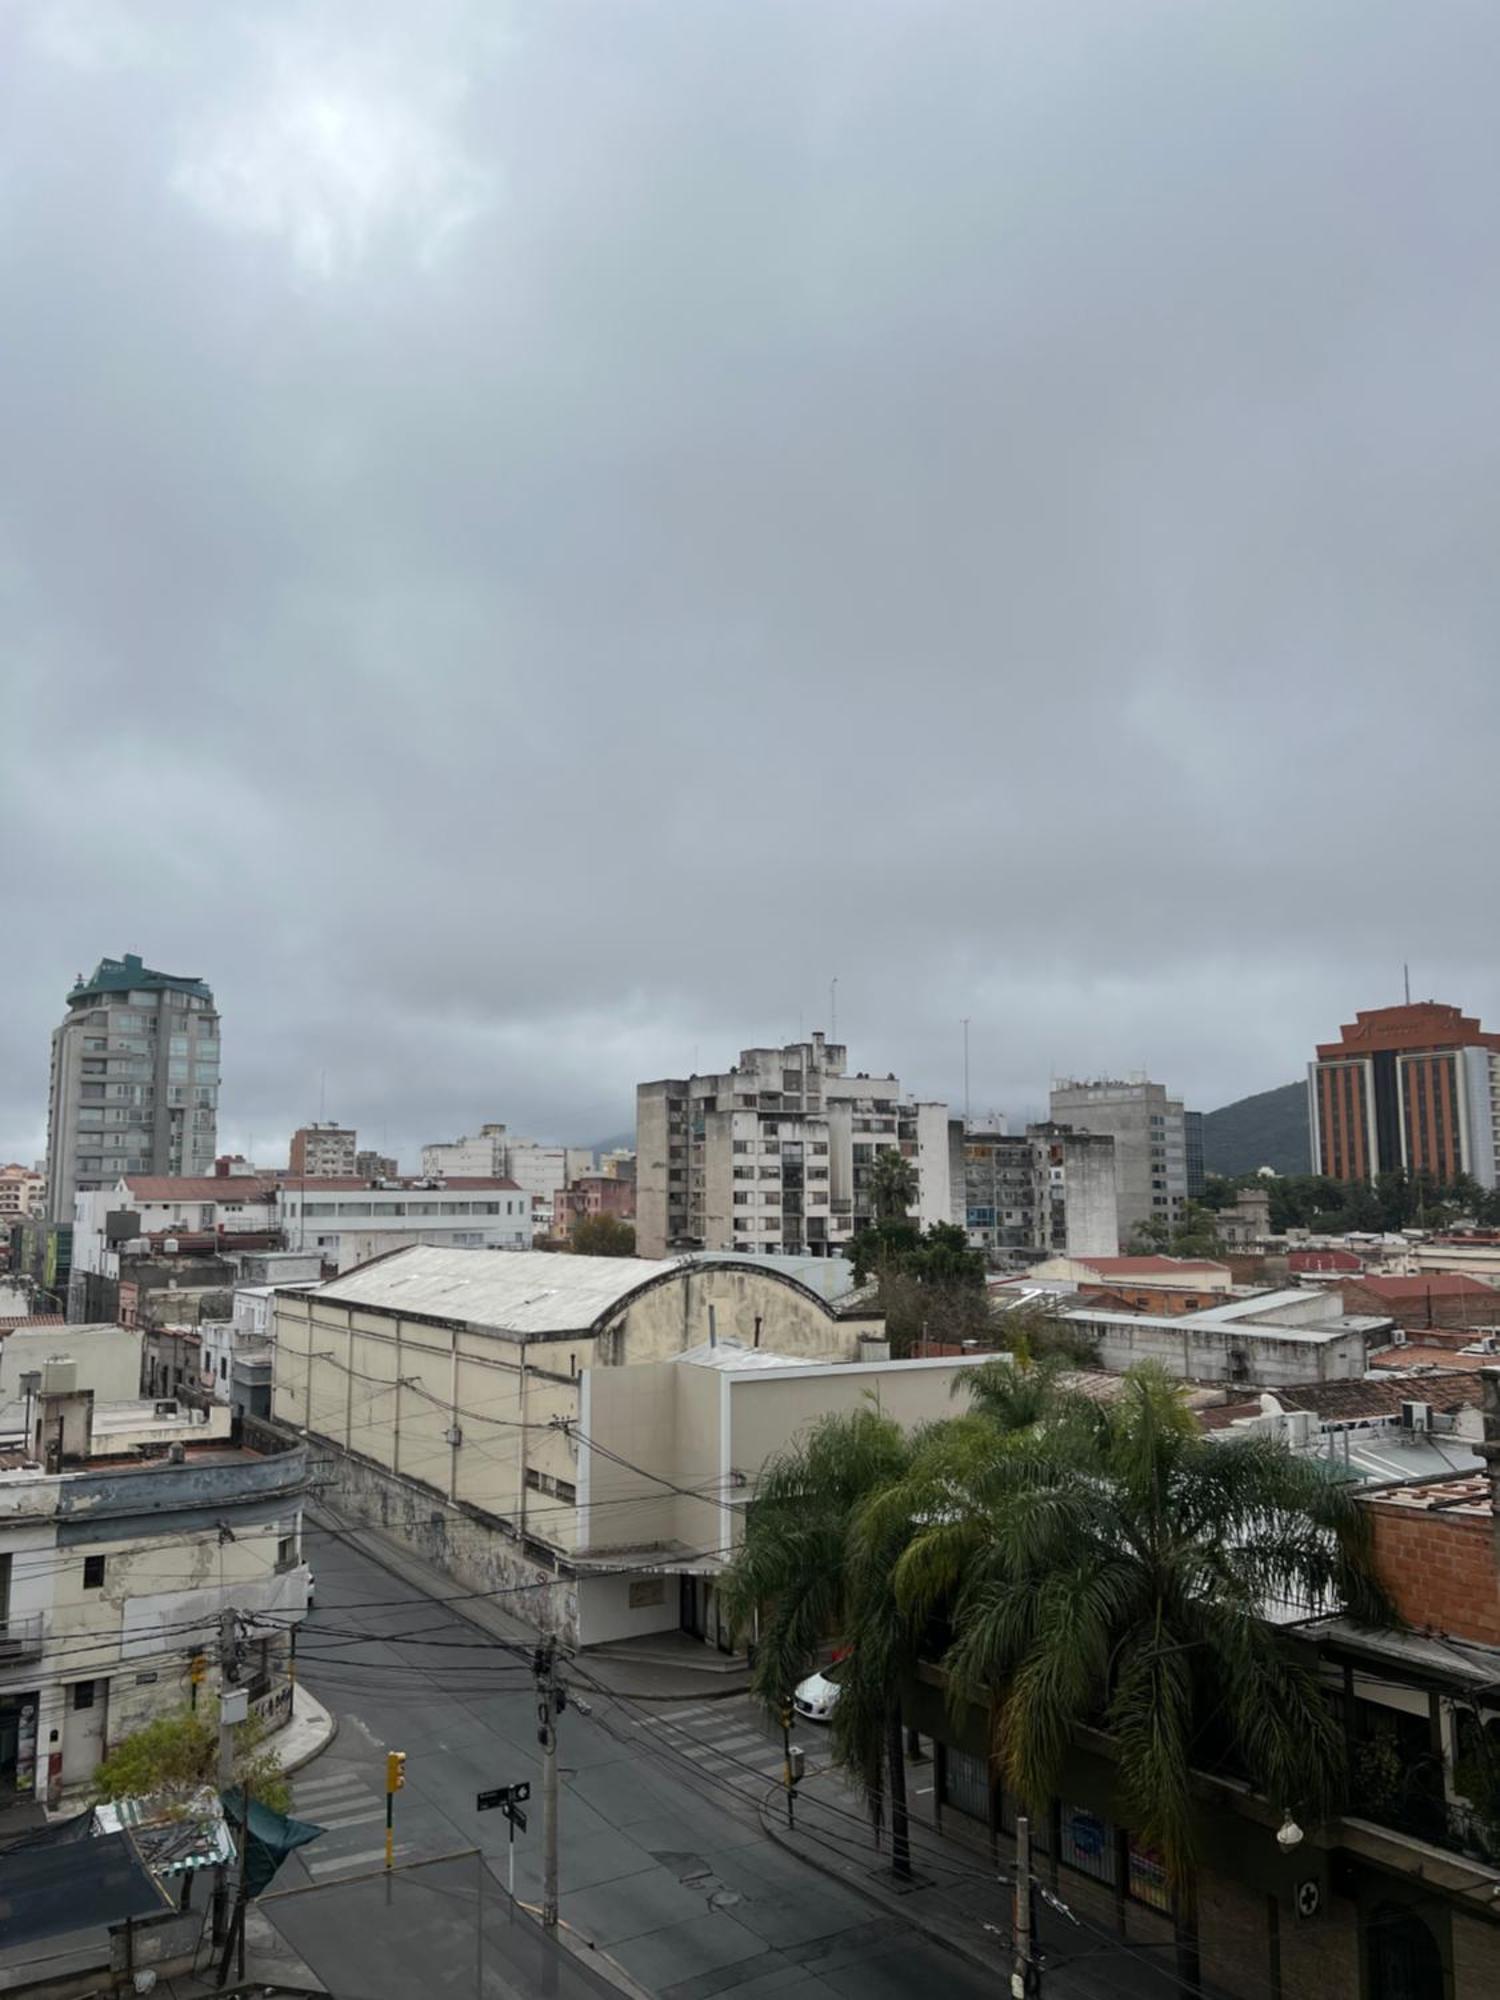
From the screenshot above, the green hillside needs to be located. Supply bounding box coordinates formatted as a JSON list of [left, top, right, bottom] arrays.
[[1201, 1082, 1309, 1178]]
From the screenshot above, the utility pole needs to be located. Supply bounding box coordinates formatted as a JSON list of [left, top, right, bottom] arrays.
[[213, 1608, 240, 1946], [534, 1637, 561, 1929], [1013, 1813, 1036, 1999]]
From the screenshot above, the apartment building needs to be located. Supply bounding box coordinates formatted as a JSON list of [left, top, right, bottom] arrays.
[[44, 955, 220, 1225], [288, 1123, 358, 1177], [0, 1358, 309, 1804], [636, 1033, 951, 1260], [355, 1149, 398, 1179], [551, 1173, 636, 1244], [951, 1121, 1118, 1262], [0, 1166, 44, 1227], [1309, 1001, 1500, 1186], [1048, 1076, 1189, 1244]]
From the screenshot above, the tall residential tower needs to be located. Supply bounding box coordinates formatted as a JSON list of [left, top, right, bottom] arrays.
[[636, 1033, 950, 1260], [45, 954, 220, 1223], [1047, 1076, 1188, 1246]]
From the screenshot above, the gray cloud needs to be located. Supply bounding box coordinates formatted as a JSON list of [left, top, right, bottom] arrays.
[[4, 0, 1499, 1170]]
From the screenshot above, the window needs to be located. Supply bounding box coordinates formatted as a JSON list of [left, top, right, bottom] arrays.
[[83, 1555, 106, 1589], [72, 1680, 96, 1712], [220, 1357, 228, 1378]]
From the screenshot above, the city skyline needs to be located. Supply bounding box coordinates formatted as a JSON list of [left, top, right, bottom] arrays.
[[4, 4, 1498, 1184]]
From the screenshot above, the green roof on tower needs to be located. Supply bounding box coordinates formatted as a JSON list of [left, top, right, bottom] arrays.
[[68, 954, 213, 1003]]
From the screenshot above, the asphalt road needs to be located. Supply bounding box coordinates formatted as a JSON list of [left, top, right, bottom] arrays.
[[273, 1517, 1012, 2000]]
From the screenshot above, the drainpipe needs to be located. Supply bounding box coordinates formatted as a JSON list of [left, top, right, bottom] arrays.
[[517, 1342, 529, 1534]]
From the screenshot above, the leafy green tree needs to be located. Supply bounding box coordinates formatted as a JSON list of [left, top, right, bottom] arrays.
[[870, 1149, 919, 1222], [570, 1214, 637, 1257], [847, 1220, 989, 1357], [868, 1367, 1391, 1987], [94, 1702, 290, 1814], [719, 1407, 919, 1877], [1126, 1215, 1173, 1253]]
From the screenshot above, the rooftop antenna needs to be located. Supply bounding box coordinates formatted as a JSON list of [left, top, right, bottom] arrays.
[[829, 976, 838, 1042], [1404, 963, 1411, 1005], [318, 1069, 327, 1122], [962, 1019, 971, 1129]]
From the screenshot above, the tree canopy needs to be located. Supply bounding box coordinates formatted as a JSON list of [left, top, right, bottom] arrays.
[[569, 1213, 637, 1256], [93, 1701, 290, 1814]]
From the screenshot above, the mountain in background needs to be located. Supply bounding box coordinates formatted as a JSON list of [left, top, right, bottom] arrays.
[[1201, 1082, 1309, 1178], [591, 1130, 634, 1156]]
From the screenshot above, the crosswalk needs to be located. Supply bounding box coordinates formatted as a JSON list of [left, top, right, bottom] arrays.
[[290, 1764, 412, 1879], [644, 1698, 828, 1801]]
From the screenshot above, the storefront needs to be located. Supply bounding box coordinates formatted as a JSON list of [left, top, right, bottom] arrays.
[[0, 1689, 40, 1797]]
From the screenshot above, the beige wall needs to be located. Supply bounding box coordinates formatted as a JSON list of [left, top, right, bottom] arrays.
[[272, 1264, 879, 1559]]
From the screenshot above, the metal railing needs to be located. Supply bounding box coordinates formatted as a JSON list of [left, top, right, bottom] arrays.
[[0, 1613, 45, 1664]]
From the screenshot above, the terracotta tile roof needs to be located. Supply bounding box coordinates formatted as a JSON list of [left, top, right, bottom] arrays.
[[1273, 1372, 1484, 1419], [0, 1314, 66, 1331], [1368, 1475, 1492, 1516], [123, 1176, 277, 1202], [1352, 1274, 1497, 1300], [1369, 1344, 1497, 1373]]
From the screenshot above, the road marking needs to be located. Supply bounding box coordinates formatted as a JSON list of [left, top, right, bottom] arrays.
[[307, 1843, 412, 1878], [295, 1773, 370, 1799], [313, 1807, 387, 1831]]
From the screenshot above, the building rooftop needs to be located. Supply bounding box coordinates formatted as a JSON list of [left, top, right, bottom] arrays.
[[676, 1340, 816, 1372], [673, 1250, 862, 1301], [278, 1176, 521, 1192], [68, 953, 213, 1004], [305, 1244, 859, 1337], [1367, 1472, 1492, 1516], [122, 1176, 278, 1202], [1271, 1373, 1485, 1420], [1370, 1343, 1499, 1373], [1350, 1273, 1498, 1301], [1076, 1257, 1230, 1281]]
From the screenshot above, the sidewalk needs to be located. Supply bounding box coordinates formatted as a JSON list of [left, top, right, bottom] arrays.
[[278, 1682, 338, 1775], [758, 1759, 1196, 2000], [309, 1503, 754, 1701]]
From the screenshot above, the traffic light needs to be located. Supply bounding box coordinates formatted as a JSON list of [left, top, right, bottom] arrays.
[[189, 1654, 207, 1686], [386, 1751, 407, 1793], [779, 1700, 793, 1731]]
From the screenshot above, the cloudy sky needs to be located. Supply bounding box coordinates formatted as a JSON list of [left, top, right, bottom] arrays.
[[4, 1, 1499, 1170]]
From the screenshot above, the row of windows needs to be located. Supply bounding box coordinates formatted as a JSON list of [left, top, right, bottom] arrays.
[[296, 1199, 519, 1217]]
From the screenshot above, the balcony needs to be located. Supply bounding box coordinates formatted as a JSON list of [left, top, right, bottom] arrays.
[[0, 1613, 45, 1665]]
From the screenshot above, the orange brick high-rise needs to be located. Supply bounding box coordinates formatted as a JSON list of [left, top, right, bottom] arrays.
[[1308, 1001, 1500, 1186]]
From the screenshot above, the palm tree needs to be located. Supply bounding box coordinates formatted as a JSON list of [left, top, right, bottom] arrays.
[[718, 1405, 919, 1877], [869, 1149, 918, 1222], [868, 1365, 1391, 1988]]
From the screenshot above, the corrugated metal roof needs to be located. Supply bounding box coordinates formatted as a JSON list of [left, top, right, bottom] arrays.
[[309, 1245, 691, 1333], [675, 1340, 816, 1372]]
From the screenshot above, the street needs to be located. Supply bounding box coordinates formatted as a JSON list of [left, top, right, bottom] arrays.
[[272, 1517, 1014, 1999]]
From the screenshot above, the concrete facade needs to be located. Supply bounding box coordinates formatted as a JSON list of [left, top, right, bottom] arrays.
[[271, 1245, 884, 1645], [0, 1323, 142, 1439], [1310, 1002, 1500, 1187], [1065, 1287, 1382, 1387], [288, 1123, 358, 1177], [637, 1032, 950, 1260], [952, 1122, 1118, 1263], [45, 956, 220, 1226], [1048, 1077, 1188, 1245], [0, 1411, 309, 1802]]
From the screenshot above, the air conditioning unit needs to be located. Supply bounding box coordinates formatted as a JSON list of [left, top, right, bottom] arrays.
[[1400, 1400, 1431, 1433]]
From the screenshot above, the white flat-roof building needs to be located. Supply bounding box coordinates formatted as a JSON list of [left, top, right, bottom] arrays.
[[275, 1178, 531, 1271]]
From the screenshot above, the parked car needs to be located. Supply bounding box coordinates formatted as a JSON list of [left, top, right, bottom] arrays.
[[793, 1658, 845, 1723]]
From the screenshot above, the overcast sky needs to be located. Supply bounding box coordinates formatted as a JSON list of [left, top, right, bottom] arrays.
[[4, 1, 1499, 1171]]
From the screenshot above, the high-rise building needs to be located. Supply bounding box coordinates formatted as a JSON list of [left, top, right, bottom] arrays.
[[355, 1149, 399, 1179], [45, 955, 220, 1224], [289, 1124, 358, 1178], [951, 1122, 1118, 1262], [1308, 1002, 1500, 1187], [1183, 1110, 1206, 1198], [636, 1033, 950, 1260], [1047, 1077, 1187, 1245]]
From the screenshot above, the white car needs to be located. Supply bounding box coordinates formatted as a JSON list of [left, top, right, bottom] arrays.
[[793, 1659, 846, 1723]]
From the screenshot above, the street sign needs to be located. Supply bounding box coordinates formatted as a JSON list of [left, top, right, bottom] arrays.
[[506, 1804, 528, 1833], [477, 1780, 532, 1813]]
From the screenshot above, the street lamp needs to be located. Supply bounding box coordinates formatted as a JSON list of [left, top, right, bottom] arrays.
[[1276, 1810, 1304, 1851]]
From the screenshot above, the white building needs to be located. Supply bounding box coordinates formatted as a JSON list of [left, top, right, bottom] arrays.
[[636, 1032, 951, 1260], [1062, 1288, 1393, 1388], [70, 1174, 279, 1291], [0, 1359, 310, 1802], [0, 1323, 142, 1440], [200, 1281, 318, 1413], [276, 1177, 532, 1271], [422, 1127, 593, 1236]]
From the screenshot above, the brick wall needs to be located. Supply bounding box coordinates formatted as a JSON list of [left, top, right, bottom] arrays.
[[1366, 1502, 1500, 1646]]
